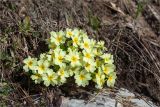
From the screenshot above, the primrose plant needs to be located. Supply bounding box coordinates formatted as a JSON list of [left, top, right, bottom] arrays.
[[23, 28, 116, 89]]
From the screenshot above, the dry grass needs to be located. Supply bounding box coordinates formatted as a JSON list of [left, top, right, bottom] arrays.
[[0, 0, 160, 106]]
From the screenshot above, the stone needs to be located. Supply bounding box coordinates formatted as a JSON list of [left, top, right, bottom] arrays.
[[60, 88, 157, 107]]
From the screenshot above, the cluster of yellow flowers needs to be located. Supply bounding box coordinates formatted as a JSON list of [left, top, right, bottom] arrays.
[[23, 28, 116, 89]]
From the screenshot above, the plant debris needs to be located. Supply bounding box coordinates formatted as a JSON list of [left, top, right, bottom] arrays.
[[0, 0, 160, 106]]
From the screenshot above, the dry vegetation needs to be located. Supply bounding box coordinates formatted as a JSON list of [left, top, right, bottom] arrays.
[[0, 0, 160, 106]]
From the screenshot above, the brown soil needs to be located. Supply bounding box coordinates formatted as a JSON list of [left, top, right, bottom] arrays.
[[0, 0, 160, 106]]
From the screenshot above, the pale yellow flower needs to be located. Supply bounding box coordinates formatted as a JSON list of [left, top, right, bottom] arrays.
[[23, 56, 37, 72], [37, 60, 49, 74], [50, 31, 65, 46], [40, 53, 47, 60], [42, 69, 58, 86], [73, 28, 80, 36], [90, 39, 96, 47], [97, 41, 105, 48], [54, 48, 66, 66], [82, 50, 94, 63], [101, 53, 114, 64], [84, 61, 96, 72], [93, 48, 102, 56], [95, 71, 105, 89], [71, 35, 81, 47], [74, 71, 91, 87], [31, 73, 42, 84], [68, 67, 80, 76], [66, 50, 81, 67], [57, 65, 69, 83], [79, 30, 88, 38], [23, 28, 116, 89], [80, 38, 92, 51], [107, 72, 117, 87], [102, 64, 115, 75], [66, 28, 74, 38]]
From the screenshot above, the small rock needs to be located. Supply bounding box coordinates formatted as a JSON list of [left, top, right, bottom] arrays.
[[60, 88, 157, 107]]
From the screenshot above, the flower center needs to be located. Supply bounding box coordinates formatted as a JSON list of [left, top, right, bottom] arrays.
[[36, 74, 41, 77], [104, 67, 109, 74], [79, 74, 85, 80], [71, 56, 78, 62], [85, 63, 90, 68], [108, 76, 113, 81], [48, 75, 53, 81], [56, 36, 62, 42], [68, 31, 73, 37], [85, 53, 91, 59], [73, 37, 78, 44], [34, 74, 41, 79], [51, 44, 56, 49], [58, 55, 63, 62], [60, 70, 64, 76], [39, 64, 45, 71], [105, 58, 110, 62], [84, 42, 89, 49], [27, 61, 33, 67]]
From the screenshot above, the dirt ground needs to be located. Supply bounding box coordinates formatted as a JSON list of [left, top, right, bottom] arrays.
[[0, 0, 160, 106]]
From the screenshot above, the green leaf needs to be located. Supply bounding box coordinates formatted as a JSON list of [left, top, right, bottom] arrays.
[[0, 51, 11, 61], [23, 16, 31, 31], [135, 1, 144, 18], [18, 16, 31, 35], [88, 12, 100, 30]]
